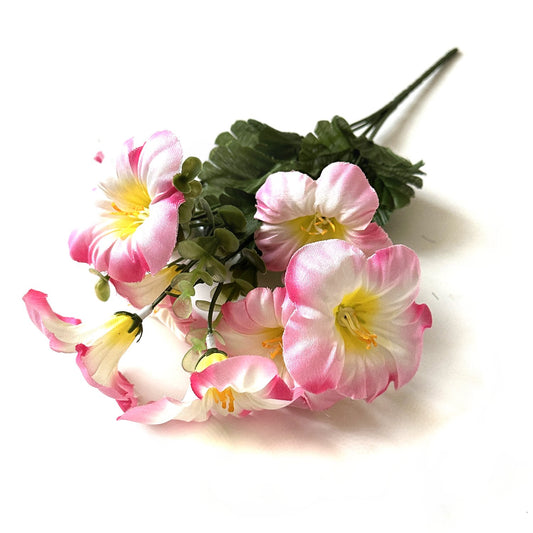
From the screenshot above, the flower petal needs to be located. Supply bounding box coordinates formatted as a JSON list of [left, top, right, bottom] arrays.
[[285, 239, 366, 312], [23, 289, 84, 352], [344, 222, 392, 256], [119, 396, 209, 424], [137, 131, 183, 198], [283, 311, 344, 394], [314, 162, 378, 229], [191, 356, 282, 397], [255, 171, 317, 223], [364, 245, 423, 316]]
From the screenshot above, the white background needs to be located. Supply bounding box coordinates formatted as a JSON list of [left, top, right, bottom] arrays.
[[1, 1, 532, 532]]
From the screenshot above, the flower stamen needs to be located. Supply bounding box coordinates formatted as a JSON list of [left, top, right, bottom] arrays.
[[337, 305, 377, 349], [301, 213, 336, 236], [208, 387, 235, 412], [261, 336, 283, 359], [111, 202, 150, 220]]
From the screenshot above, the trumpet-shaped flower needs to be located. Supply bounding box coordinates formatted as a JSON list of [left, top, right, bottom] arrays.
[[110, 263, 182, 309], [216, 287, 344, 410], [254, 162, 392, 271], [283, 241, 432, 401], [23, 289, 149, 409], [69, 131, 185, 282], [119, 355, 294, 424]]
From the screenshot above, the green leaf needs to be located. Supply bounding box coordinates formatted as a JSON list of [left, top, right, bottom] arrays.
[[200, 115, 424, 228], [177, 240, 208, 260]]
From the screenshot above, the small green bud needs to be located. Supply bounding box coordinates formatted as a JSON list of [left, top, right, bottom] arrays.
[[95, 278, 110, 302]]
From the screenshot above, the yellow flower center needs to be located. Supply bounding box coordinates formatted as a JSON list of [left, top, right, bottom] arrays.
[[300, 213, 344, 240], [206, 387, 235, 413], [334, 289, 379, 351], [287, 213, 345, 244], [103, 182, 152, 239]]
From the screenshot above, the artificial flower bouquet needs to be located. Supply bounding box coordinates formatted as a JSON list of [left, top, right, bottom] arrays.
[[24, 49, 457, 424]]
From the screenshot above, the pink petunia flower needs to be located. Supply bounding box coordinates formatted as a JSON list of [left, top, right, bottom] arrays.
[[254, 162, 391, 271], [283, 240, 432, 401], [118, 355, 294, 424], [69, 131, 185, 283], [23, 289, 150, 410], [216, 286, 344, 410]]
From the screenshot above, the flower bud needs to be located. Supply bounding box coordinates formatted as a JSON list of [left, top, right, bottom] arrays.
[[195, 350, 227, 372], [95, 277, 110, 301]]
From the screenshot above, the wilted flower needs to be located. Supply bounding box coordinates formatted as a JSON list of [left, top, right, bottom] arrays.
[[23, 289, 151, 409]]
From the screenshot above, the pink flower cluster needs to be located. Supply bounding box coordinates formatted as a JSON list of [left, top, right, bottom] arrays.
[[24, 132, 432, 425]]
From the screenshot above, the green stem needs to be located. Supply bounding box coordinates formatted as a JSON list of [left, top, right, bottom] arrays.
[[350, 48, 459, 139], [207, 282, 225, 334]]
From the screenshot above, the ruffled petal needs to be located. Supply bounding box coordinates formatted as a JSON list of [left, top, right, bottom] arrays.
[[111, 264, 181, 309], [119, 396, 210, 424], [344, 222, 392, 256], [124, 191, 183, 278], [255, 171, 317, 223], [137, 131, 183, 198], [314, 162, 379, 229], [23, 289, 85, 352], [115, 136, 137, 183], [285, 240, 366, 312], [221, 287, 281, 333], [368, 301, 432, 392], [363, 245, 423, 316], [254, 222, 309, 271], [283, 311, 343, 394], [76, 345, 137, 409], [191, 356, 282, 397]]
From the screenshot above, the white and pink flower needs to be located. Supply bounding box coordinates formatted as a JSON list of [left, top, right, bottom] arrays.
[[254, 162, 391, 271], [69, 130, 185, 283], [23, 289, 149, 410], [283, 240, 432, 401], [119, 355, 294, 424]]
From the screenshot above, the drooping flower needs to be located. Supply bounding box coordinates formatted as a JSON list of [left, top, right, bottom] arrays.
[[283, 240, 432, 401], [69, 131, 185, 283], [216, 286, 344, 410], [119, 355, 294, 424], [254, 162, 392, 271], [23, 289, 151, 409], [110, 263, 182, 309]]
